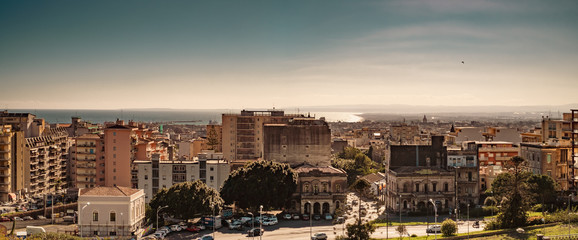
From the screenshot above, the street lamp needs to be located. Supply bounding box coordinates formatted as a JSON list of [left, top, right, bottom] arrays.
[[120, 212, 124, 237], [307, 201, 312, 239], [467, 203, 470, 239], [399, 195, 402, 240], [248, 212, 254, 240], [156, 205, 168, 231], [569, 194, 573, 237], [429, 199, 438, 240], [80, 202, 90, 237], [259, 205, 263, 240], [212, 203, 216, 240]]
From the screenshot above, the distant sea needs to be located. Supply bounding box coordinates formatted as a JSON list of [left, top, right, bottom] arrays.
[[7, 109, 363, 124]]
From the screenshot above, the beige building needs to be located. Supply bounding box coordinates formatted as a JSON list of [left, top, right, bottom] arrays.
[[520, 142, 571, 191], [222, 109, 306, 161], [26, 127, 70, 196], [73, 134, 105, 188], [78, 186, 146, 237], [0, 125, 27, 202], [135, 152, 230, 202], [291, 164, 347, 215], [263, 118, 331, 167]]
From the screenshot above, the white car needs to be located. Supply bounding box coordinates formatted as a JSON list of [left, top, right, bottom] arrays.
[[170, 224, 182, 232], [263, 219, 278, 226], [311, 232, 327, 240], [153, 231, 166, 239], [426, 225, 441, 233]]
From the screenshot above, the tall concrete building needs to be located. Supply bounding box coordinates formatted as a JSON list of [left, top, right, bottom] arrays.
[[263, 118, 331, 167], [221, 109, 305, 161], [520, 142, 571, 191], [0, 125, 27, 202], [26, 127, 70, 196], [73, 133, 105, 188], [104, 124, 137, 188]]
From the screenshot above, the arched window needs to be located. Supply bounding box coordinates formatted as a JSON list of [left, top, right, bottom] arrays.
[[304, 184, 310, 192], [322, 184, 327, 193], [110, 211, 116, 222], [92, 211, 99, 221], [336, 184, 341, 193], [314, 185, 319, 193]]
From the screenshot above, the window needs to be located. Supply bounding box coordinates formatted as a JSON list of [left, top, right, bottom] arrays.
[[110, 212, 116, 222], [336, 184, 341, 192], [113, 168, 116, 173], [113, 132, 116, 136], [210, 176, 214, 181], [444, 183, 449, 192], [314, 185, 319, 193], [432, 183, 437, 192], [145, 175, 148, 180], [113, 146, 116, 151], [415, 184, 419, 192], [93, 231, 98, 236], [547, 154, 552, 164], [304, 184, 309, 192], [210, 167, 214, 171], [93, 211, 99, 221], [113, 154, 116, 158]]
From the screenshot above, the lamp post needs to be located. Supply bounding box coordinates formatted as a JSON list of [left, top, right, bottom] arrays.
[[156, 205, 168, 231], [80, 202, 90, 237], [212, 203, 216, 240], [399, 195, 402, 240], [567, 193, 574, 237], [308, 201, 312, 239], [259, 205, 263, 240], [120, 212, 124, 237], [467, 203, 470, 239], [248, 212, 254, 240], [429, 199, 438, 240]]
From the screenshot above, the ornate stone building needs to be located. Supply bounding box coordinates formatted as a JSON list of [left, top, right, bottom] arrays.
[[291, 164, 347, 215]]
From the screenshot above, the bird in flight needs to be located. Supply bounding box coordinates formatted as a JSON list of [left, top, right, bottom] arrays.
[[461, 61, 464, 64]]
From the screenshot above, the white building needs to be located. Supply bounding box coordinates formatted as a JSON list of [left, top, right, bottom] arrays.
[[78, 186, 146, 238], [136, 151, 230, 202]]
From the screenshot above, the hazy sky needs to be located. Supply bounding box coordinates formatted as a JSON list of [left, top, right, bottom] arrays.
[[1, 0, 577, 110]]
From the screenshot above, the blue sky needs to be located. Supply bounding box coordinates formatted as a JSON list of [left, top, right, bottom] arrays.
[[1, 0, 577, 109]]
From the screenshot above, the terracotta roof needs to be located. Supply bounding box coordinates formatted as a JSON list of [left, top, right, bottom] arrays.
[[78, 133, 101, 139], [106, 125, 135, 130], [79, 186, 140, 197]]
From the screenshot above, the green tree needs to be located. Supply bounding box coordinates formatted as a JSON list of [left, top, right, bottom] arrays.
[[206, 127, 219, 150], [395, 225, 407, 239], [220, 160, 297, 211], [491, 156, 531, 228], [351, 178, 371, 198], [148, 180, 223, 223], [346, 219, 376, 240], [441, 219, 457, 237]]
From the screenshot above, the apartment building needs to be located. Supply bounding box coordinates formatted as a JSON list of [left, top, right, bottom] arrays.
[[26, 127, 70, 196], [292, 164, 347, 215], [476, 141, 519, 167], [78, 186, 146, 237], [0, 125, 26, 202], [520, 142, 571, 191], [447, 142, 480, 207], [104, 124, 137, 188], [222, 109, 306, 161], [135, 152, 230, 202], [73, 134, 105, 188], [263, 118, 331, 167]]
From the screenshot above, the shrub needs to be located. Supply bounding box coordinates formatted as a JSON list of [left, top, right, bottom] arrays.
[[441, 219, 457, 237], [527, 216, 544, 226], [484, 219, 501, 230]]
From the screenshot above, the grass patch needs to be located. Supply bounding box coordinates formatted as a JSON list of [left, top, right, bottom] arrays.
[[371, 223, 578, 239], [372, 221, 429, 227]]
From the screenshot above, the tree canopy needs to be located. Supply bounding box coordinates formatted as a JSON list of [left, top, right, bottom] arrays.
[[490, 156, 532, 228], [220, 160, 297, 211], [333, 147, 381, 185], [148, 180, 223, 222], [347, 219, 376, 240]]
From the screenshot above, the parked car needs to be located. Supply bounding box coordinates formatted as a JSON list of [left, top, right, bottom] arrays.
[[263, 219, 278, 226], [186, 225, 201, 233], [36, 215, 47, 220], [247, 228, 264, 237], [170, 224, 182, 232], [426, 225, 441, 233], [197, 234, 213, 240], [23, 216, 34, 220], [313, 214, 321, 221], [292, 214, 300, 220], [333, 217, 345, 224], [283, 213, 292, 220], [324, 213, 333, 220], [0, 217, 10, 222], [311, 232, 328, 240], [240, 217, 253, 224], [229, 220, 243, 230], [302, 214, 310, 221], [13, 217, 24, 221], [153, 231, 166, 239]]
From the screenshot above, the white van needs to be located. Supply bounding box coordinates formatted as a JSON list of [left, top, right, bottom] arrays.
[[26, 226, 46, 236], [426, 225, 441, 233]]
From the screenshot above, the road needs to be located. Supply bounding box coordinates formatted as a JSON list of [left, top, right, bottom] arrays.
[[165, 219, 485, 240]]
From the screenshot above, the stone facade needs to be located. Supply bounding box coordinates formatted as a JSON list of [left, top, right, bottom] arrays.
[[291, 164, 347, 215]]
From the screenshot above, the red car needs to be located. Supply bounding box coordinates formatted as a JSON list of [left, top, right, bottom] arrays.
[[0, 217, 10, 222], [186, 225, 201, 233]]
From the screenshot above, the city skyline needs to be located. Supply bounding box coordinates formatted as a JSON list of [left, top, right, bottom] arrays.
[[2, 0, 578, 109]]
